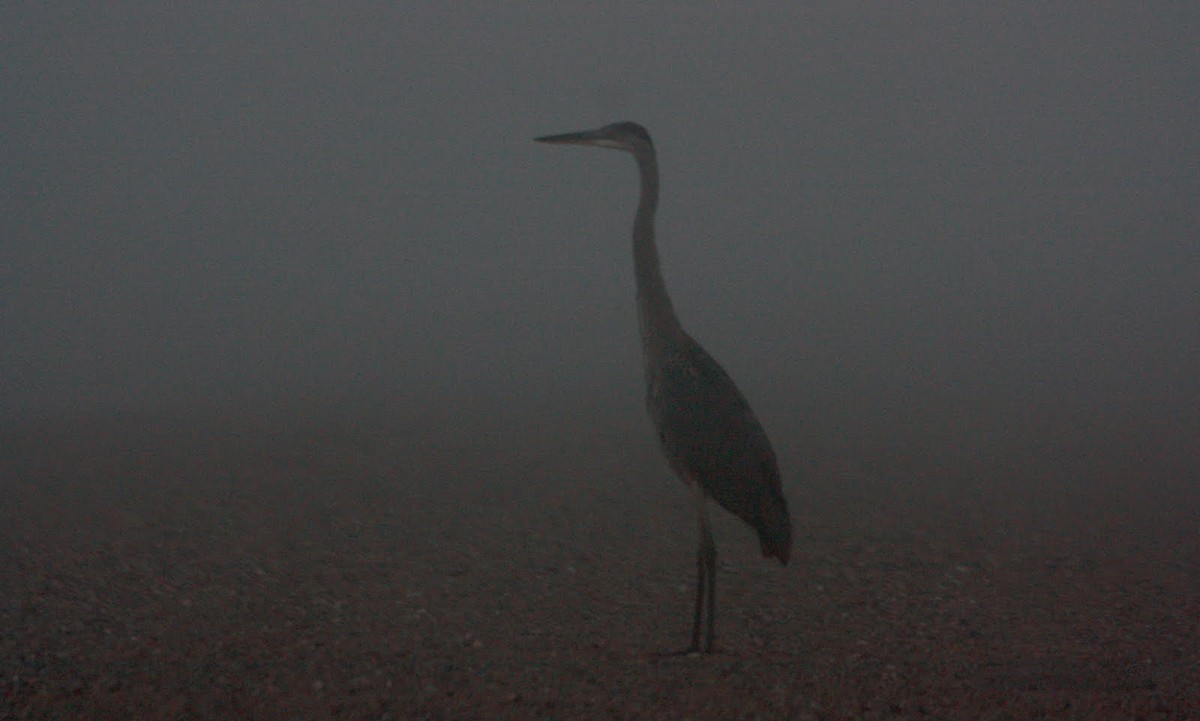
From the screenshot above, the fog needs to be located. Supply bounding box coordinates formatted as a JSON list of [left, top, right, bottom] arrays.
[[4, 3, 1197, 485]]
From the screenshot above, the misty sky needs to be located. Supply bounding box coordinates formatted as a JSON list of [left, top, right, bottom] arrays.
[[3, 4, 1197, 474]]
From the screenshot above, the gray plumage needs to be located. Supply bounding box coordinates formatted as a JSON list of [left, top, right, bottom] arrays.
[[535, 121, 791, 653]]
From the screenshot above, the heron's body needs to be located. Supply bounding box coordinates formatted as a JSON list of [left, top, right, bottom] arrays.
[[536, 121, 791, 653], [645, 329, 791, 561]]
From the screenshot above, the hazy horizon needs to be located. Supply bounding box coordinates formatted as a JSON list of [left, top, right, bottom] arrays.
[[4, 4, 1196, 484]]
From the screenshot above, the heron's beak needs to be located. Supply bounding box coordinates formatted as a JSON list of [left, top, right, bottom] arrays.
[[534, 128, 620, 149]]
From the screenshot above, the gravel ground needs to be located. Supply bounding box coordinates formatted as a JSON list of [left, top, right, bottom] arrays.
[[2, 407, 1198, 720]]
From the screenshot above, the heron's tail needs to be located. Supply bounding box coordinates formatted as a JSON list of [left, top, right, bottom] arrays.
[[756, 491, 792, 565]]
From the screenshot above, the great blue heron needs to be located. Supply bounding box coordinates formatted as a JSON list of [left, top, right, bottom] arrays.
[[535, 121, 792, 654]]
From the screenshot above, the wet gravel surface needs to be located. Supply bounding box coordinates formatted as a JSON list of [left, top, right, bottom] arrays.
[[2, 410, 1198, 719]]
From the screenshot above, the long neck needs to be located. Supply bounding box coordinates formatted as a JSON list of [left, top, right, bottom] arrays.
[[632, 148, 680, 345]]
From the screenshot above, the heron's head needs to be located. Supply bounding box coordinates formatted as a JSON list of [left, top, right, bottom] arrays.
[[535, 121, 653, 155]]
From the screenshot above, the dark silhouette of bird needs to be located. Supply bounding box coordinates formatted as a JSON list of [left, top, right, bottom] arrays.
[[535, 121, 792, 653]]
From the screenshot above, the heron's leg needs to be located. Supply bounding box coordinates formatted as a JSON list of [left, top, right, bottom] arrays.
[[690, 535, 705, 653], [702, 519, 716, 653], [691, 483, 717, 653]]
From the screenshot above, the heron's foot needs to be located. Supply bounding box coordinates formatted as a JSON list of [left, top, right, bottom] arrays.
[[650, 643, 715, 659]]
